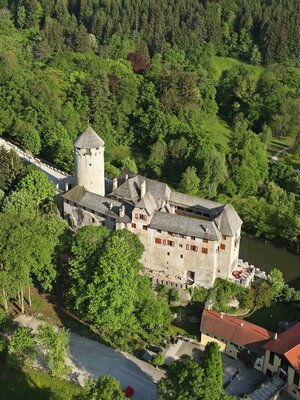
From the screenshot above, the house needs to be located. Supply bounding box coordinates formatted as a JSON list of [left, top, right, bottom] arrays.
[[62, 127, 244, 288], [262, 322, 300, 400], [200, 309, 274, 370]]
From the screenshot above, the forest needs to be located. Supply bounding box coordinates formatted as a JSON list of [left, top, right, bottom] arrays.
[[0, 0, 300, 253]]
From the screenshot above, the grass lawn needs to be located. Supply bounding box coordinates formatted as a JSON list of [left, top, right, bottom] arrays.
[[203, 117, 232, 150], [245, 303, 300, 332], [0, 367, 81, 400], [211, 56, 264, 80], [267, 136, 294, 156]]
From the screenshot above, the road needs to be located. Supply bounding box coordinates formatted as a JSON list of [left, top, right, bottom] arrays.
[[16, 315, 164, 400], [0, 138, 69, 188]]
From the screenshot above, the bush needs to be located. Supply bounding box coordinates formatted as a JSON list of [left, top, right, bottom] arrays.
[[209, 278, 253, 313], [152, 353, 166, 367], [191, 287, 210, 302]]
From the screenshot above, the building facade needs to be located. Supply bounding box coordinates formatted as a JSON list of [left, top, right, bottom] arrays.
[[262, 323, 300, 400], [200, 309, 274, 370], [62, 127, 243, 288]]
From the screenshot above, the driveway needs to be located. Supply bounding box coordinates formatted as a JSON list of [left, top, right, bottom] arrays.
[[16, 315, 164, 400], [223, 355, 266, 396]]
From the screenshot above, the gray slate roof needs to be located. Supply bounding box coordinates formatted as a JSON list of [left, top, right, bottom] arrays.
[[220, 204, 243, 236], [113, 175, 170, 207], [62, 185, 130, 223], [74, 127, 105, 149], [136, 191, 157, 215], [149, 211, 220, 241]]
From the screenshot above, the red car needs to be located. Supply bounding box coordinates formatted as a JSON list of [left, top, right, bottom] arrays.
[[123, 386, 134, 398]]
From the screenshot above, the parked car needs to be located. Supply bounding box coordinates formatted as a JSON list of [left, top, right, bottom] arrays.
[[123, 386, 134, 398]]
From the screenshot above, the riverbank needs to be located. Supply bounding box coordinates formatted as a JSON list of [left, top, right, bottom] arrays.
[[240, 234, 300, 289]]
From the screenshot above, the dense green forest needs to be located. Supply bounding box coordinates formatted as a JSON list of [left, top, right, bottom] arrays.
[[0, 0, 300, 252]]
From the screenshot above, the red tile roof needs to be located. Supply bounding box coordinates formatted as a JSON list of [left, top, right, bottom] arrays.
[[263, 322, 300, 375], [200, 309, 274, 353]]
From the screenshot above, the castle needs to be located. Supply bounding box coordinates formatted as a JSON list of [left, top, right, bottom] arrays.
[[62, 127, 243, 288]]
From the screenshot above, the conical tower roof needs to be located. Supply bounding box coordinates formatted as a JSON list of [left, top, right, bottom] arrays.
[[74, 127, 105, 149]]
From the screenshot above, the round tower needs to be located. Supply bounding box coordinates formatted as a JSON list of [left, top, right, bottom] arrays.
[[73, 127, 105, 196]]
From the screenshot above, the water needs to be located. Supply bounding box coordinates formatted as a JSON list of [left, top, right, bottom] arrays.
[[239, 235, 300, 289]]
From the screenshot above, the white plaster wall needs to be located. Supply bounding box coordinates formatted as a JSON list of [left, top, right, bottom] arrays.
[[127, 210, 219, 288], [74, 147, 105, 196], [217, 227, 241, 280]]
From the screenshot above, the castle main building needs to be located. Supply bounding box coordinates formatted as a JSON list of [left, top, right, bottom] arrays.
[[62, 127, 243, 288]]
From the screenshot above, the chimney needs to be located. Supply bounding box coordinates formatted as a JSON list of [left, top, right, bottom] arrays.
[[141, 180, 146, 198], [113, 177, 118, 191], [274, 333, 278, 340], [119, 205, 125, 218]]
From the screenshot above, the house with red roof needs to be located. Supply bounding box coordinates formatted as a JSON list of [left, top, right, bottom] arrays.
[[200, 309, 274, 370], [262, 322, 300, 400]]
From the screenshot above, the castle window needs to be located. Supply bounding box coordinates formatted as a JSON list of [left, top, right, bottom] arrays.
[[269, 352, 275, 365], [89, 163, 92, 166], [135, 213, 138, 219], [143, 225, 148, 231], [220, 244, 226, 250], [131, 223, 136, 228], [202, 247, 208, 254], [157, 229, 161, 233], [218, 269, 220, 273], [167, 252, 170, 256], [191, 236, 195, 240], [179, 244, 183, 248], [163, 239, 166, 245], [92, 217, 95, 223], [180, 255, 183, 259], [143, 215, 147, 221], [167, 240, 175, 247], [191, 245, 198, 252], [155, 238, 161, 244], [186, 244, 190, 250], [222, 235, 227, 240], [203, 239, 208, 244]]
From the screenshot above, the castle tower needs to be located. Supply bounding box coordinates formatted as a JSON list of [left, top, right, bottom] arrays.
[[74, 127, 105, 196]]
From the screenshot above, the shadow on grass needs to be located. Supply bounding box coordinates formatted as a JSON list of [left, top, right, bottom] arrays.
[[170, 302, 203, 338], [0, 366, 60, 400], [52, 303, 110, 345], [245, 302, 300, 332]]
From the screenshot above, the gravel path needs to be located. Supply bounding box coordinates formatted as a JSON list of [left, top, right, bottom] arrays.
[[16, 315, 164, 400]]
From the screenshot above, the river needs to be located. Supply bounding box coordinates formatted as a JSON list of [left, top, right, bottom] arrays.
[[239, 235, 300, 289]]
